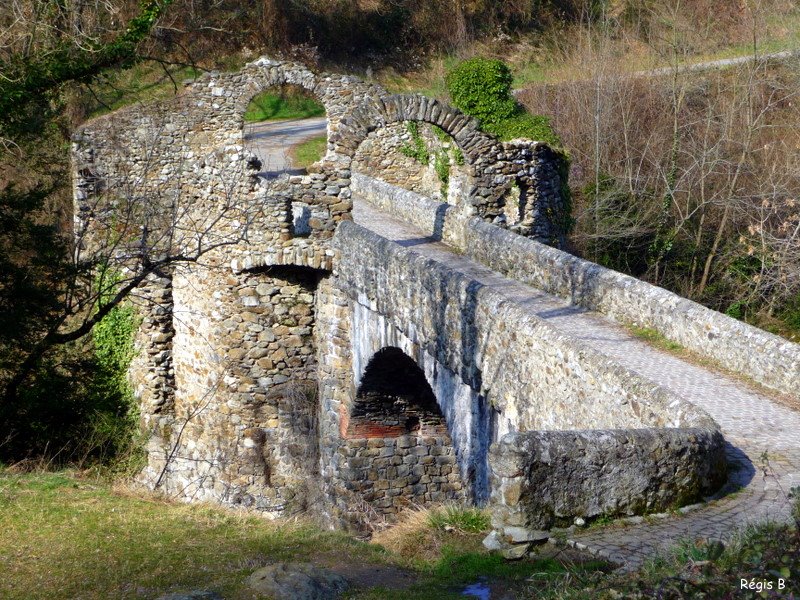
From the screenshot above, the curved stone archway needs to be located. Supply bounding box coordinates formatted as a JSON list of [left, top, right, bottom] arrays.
[[332, 94, 507, 216], [338, 346, 465, 521], [348, 346, 447, 438]]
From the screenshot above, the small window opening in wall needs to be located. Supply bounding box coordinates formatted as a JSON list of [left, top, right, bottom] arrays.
[[292, 202, 312, 237], [502, 179, 529, 227], [242, 83, 327, 179]]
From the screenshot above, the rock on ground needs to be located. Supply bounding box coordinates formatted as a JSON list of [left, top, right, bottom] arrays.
[[156, 592, 223, 600], [246, 562, 349, 599]]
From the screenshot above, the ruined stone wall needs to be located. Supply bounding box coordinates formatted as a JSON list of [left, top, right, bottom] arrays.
[[140, 260, 323, 513], [129, 270, 175, 425], [73, 55, 574, 516], [352, 122, 471, 203], [353, 123, 441, 197]]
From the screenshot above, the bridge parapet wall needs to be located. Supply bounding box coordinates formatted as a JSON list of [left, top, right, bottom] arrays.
[[488, 428, 726, 539], [323, 218, 723, 530], [352, 174, 800, 399]]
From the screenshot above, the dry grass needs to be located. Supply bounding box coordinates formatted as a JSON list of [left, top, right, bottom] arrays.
[[371, 503, 490, 564]]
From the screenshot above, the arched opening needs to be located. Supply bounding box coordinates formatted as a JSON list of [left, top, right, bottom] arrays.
[[242, 83, 329, 236], [242, 84, 327, 178], [339, 347, 464, 521], [500, 177, 532, 233], [352, 121, 468, 203], [349, 347, 447, 437]]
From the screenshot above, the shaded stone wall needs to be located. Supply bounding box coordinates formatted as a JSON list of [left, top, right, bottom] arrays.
[[488, 428, 726, 536], [129, 270, 176, 424], [339, 434, 464, 521], [336, 346, 465, 521], [73, 55, 572, 516]]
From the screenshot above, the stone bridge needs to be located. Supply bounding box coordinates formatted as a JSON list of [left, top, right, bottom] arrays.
[[73, 57, 800, 565]]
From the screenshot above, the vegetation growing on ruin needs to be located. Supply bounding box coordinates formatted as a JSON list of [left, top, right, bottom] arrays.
[[445, 57, 561, 146], [399, 121, 430, 165]]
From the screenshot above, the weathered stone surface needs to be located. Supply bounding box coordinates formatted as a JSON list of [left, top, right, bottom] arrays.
[[488, 429, 727, 531], [501, 543, 530, 560], [246, 563, 349, 599], [71, 54, 797, 543]]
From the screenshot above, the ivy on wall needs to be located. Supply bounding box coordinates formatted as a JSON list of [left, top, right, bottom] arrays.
[[86, 270, 140, 466]]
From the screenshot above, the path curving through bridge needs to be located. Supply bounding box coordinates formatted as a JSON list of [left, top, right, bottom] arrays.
[[350, 197, 800, 571], [244, 117, 327, 178]]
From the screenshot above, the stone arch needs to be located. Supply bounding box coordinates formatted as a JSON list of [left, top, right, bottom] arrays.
[[338, 346, 465, 519], [347, 346, 447, 438], [333, 94, 496, 165], [334, 94, 507, 217]]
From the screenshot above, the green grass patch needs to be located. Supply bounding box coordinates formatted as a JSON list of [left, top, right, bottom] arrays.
[[289, 134, 327, 169], [0, 470, 386, 600], [0, 472, 589, 600], [426, 505, 490, 534], [244, 90, 325, 122], [628, 325, 685, 353], [432, 545, 564, 582], [483, 112, 561, 145], [85, 62, 201, 119], [5, 470, 796, 599]]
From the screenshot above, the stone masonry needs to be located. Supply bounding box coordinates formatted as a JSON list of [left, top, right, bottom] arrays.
[[70, 56, 799, 541]]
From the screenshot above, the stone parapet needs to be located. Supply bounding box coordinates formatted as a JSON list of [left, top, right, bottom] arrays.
[[488, 428, 726, 535], [352, 174, 800, 399]]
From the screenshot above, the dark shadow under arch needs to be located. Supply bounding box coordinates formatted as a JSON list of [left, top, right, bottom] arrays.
[[348, 347, 447, 438]]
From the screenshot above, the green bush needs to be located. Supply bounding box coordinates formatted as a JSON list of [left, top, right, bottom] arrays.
[[483, 112, 561, 146], [446, 57, 562, 146], [445, 57, 517, 125]]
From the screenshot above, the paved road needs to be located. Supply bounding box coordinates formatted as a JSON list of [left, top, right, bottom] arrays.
[[243, 117, 327, 178], [250, 116, 800, 570]]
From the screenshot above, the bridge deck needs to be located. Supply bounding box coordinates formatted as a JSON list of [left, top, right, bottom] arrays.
[[352, 197, 800, 569]]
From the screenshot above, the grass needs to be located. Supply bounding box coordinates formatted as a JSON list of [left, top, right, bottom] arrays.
[[84, 61, 201, 119], [244, 89, 325, 122], [3, 470, 797, 599], [628, 325, 685, 353], [289, 134, 327, 169], [0, 470, 385, 600], [0, 472, 588, 600]]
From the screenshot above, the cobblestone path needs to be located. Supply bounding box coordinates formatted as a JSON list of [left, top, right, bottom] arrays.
[[352, 199, 800, 570]]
